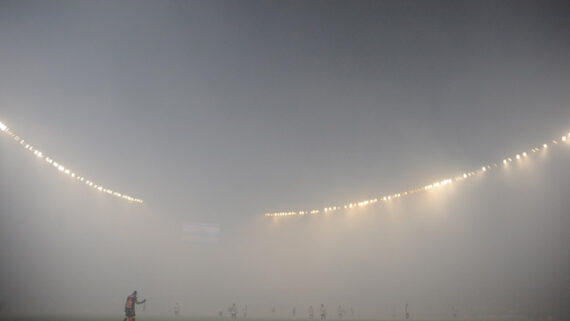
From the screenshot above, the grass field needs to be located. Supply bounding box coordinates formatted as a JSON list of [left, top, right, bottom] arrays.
[[0, 317, 537, 321]]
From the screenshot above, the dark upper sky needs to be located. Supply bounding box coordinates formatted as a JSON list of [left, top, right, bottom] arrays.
[[1, 0, 569, 317]]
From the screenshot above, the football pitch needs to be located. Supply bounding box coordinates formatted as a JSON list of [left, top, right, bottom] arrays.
[[0, 317, 536, 321]]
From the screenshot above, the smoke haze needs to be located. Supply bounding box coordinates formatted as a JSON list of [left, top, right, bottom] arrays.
[[1, 0, 569, 319]]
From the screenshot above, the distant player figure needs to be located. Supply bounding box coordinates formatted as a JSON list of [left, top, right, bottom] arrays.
[[174, 302, 180, 316], [350, 307, 354, 318], [219, 310, 224, 317], [452, 306, 457, 319], [272, 306, 276, 317], [405, 303, 410, 320], [243, 304, 248, 318], [293, 307, 296, 318], [308, 305, 314, 319], [123, 290, 146, 321], [229, 303, 238, 321], [337, 305, 344, 319], [320, 304, 327, 321]]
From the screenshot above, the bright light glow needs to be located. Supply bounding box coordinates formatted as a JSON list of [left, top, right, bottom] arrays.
[[264, 129, 570, 217], [1, 120, 143, 204]]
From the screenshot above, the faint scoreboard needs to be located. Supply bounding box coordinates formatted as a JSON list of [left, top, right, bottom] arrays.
[[182, 222, 220, 244]]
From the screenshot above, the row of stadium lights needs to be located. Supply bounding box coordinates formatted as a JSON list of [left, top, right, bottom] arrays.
[[265, 130, 570, 217], [1, 118, 567, 211], [0, 120, 143, 204]]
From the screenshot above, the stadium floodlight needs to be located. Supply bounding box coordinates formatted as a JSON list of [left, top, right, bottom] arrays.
[[1, 119, 143, 204], [264, 129, 570, 217]]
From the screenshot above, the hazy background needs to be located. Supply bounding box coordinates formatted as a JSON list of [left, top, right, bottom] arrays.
[[1, 0, 569, 319]]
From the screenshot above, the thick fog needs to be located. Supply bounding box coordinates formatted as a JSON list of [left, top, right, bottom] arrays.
[[1, 0, 569, 319]]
